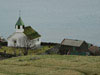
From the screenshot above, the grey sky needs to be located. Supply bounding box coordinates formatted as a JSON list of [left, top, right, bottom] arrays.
[[0, 0, 100, 46]]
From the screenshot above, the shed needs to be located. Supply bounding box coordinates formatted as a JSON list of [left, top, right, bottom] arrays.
[[59, 39, 89, 55]]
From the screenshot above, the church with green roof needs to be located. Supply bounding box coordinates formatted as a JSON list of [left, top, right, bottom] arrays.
[[7, 17, 41, 48]]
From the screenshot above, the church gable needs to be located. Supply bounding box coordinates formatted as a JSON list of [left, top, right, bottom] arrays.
[[23, 26, 41, 40]]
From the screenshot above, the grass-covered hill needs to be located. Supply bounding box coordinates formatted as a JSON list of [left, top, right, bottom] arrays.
[[0, 55, 100, 75]]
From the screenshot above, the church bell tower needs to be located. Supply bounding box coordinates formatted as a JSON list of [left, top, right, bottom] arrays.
[[15, 17, 25, 32], [15, 10, 25, 32]]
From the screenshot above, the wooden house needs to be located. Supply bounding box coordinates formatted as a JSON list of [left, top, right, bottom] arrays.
[[59, 39, 89, 55]]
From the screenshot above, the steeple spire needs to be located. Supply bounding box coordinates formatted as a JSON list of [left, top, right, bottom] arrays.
[[15, 10, 24, 26], [15, 17, 24, 26], [15, 11, 25, 32], [19, 10, 21, 17]]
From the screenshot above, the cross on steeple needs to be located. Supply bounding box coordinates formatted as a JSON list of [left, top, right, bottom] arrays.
[[16, 10, 24, 26], [19, 10, 21, 17]]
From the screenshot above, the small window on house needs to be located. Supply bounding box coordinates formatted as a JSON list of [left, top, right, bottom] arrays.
[[18, 25, 20, 29]]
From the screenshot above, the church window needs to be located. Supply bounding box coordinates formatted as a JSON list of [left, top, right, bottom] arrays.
[[14, 40, 17, 47], [23, 26, 25, 29], [37, 38, 39, 41], [18, 25, 20, 29], [14, 40, 16, 43]]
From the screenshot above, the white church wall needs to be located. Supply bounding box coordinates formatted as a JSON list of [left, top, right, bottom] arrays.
[[30, 37, 41, 48], [8, 32, 26, 47], [8, 32, 41, 48], [22, 37, 41, 48], [8, 40, 14, 47]]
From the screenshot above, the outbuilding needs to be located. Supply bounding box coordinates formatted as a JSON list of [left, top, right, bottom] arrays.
[[59, 39, 89, 55]]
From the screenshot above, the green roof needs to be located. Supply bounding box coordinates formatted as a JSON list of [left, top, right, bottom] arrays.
[[23, 26, 41, 40], [15, 17, 24, 26]]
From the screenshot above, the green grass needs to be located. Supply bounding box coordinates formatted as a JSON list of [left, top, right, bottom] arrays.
[[0, 55, 100, 75], [0, 46, 53, 55]]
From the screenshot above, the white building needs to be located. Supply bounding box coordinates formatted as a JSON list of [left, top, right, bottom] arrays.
[[7, 17, 41, 48]]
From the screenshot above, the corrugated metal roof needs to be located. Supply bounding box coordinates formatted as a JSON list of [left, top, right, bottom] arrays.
[[61, 39, 84, 47]]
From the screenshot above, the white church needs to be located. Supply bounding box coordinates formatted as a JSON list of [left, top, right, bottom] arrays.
[[7, 17, 41, 48]]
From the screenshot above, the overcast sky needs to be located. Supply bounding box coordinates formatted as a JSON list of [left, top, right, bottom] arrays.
[[0, 0, 100, 46]]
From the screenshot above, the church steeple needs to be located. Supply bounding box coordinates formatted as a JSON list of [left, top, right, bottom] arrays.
[[15, 17, 24, 26], [15, 16, 25, 32]]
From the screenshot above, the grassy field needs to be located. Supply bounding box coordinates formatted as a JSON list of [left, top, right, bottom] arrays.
[[0, 46, 53, 55], [0, 55, 100, 75]]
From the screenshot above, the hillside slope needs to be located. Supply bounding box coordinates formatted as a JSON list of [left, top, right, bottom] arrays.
[[0, 55, 100, 75]]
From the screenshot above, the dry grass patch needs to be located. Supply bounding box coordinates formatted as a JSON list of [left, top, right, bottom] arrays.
[[0, 55, 100, 75]]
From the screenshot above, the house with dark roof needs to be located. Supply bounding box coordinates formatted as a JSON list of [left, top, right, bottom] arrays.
[[59, 39, 89, 55], [7, 17, 41, 48]]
